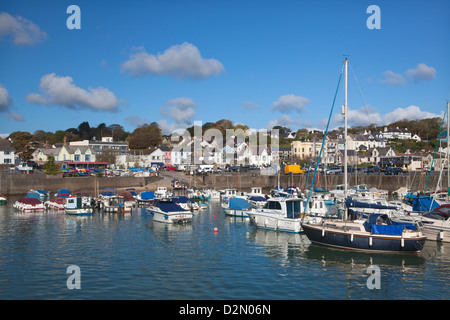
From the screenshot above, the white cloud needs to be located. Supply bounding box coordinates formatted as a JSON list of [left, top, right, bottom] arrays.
[[121, 42, 224, 79], [27, 73, 121, 112], [242, 101, 262, 110], [125, 115, 149, 128], [406, 63, 436, 82], [334, 105, 441, 127], [0, 83, 13, 112], [334, 105, 382, 127], [157, 119, 189, 136], [0, 83, 24, 122], [383, 105, 441, 123], [0, 11, 47, 45], [380, 70, 406, 85], [7, 112, 24, 122], [272, 94, 310, 113], [159, 97, 198, 124], [266, 115, 304, 129]]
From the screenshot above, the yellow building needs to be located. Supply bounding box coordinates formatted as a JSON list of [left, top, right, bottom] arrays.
[[291, 140, 322, 161]]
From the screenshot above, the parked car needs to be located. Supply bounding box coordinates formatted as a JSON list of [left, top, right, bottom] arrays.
[[384, 167, 405, 175], [325, 166, 341, 175], [366, 165, 381, 174]]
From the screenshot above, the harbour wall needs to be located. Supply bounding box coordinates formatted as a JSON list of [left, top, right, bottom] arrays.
[[0, 172, 161, 196], [0, 171, 446, 196]]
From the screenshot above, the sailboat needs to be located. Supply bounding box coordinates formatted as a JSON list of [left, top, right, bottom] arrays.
[[301, 58, 426, 252]]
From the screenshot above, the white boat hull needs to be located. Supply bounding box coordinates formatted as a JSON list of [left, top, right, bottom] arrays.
[[65, 208, 93, 216], [148, 207, 193, 224], [247, 211, 303, 233], [421, 226, 450, 242], [223, 207, 250, 217]]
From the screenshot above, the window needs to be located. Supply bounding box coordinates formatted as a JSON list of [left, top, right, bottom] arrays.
[[74, 154, 80, 162], [85, 155, 91, 162]]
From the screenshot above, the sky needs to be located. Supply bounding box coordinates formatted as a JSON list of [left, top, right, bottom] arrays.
[[0, 0, 449, 138]]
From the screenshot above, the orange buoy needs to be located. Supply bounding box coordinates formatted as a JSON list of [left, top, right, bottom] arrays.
[[214, 227, 218, 233]]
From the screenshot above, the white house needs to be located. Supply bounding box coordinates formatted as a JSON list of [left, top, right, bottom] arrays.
[[0, 139, 15, 165]]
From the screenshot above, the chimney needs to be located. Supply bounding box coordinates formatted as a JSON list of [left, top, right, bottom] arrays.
[[64, 136, 67, 146]]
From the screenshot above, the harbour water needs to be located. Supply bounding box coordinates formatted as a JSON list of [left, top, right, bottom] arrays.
[[0, 196, 448, 300]]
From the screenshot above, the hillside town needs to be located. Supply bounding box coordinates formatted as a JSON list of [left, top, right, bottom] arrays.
[[0, 123, 447, 175]]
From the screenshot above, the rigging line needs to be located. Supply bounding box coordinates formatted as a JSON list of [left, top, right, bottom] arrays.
[[425, 108, 447, 195], [302, 64, 344, 220], [349, 62, 368, 109]]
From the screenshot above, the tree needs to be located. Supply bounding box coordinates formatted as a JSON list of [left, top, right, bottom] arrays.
[[127, 123, 162, 149], [43, 155, 59, 174], [8, 131, 37, 161], [78, 121, 91, 140]]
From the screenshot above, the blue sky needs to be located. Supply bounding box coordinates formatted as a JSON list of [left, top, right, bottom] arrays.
[[1, 0, 449, 137]]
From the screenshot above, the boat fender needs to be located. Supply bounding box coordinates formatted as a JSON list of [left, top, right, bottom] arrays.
[[164, 214, 169, 220], [322, 229, 325, 237], [438, 230, 444, 241], [350, 234, 354, 242], [401, 237, 404, 248], [369, 236, 372, 246]]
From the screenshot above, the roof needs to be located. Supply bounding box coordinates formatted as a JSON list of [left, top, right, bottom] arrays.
[[0, 139, 15, 152]]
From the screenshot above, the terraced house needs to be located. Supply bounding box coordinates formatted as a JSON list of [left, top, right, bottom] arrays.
[[32, 145, 96, 165]]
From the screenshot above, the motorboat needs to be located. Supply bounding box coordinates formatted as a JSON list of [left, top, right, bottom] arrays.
[[221, 197, 253, 217], [154, 187, 170, 199], [0, 194, 6, 205], [136, 191, 156, 206], [174, 196, 199, 211], [44, 189, 71, 210], [247, 197, 322, 233], [64, 195, 93, 216], [118, 191, 138, 213], [13, 197, 45, 212], [146, 198, 193, 224], [246, 187, 267, 208], [409, 204, 450, 242]]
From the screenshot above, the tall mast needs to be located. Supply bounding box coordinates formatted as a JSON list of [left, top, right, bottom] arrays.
[[447, 101, 449, 200], [343, 58, 348, 219]]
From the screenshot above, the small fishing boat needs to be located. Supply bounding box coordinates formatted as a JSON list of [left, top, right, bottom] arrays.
[[0, 194, 6, 205], [45, 189, 71, 210], [189, 189, 212, 201], [13, 197, 45, 212], [118, 191, 138, 213], [246, 187, 267, 208], [136, 191, 156, 206], [146, 198, 193, 224], [221, 197, 253, 217], [99, 194, 125, 213], [29, 189, 49, 201], [301, 214, 426, 252], [173, 195, 199, 211], [154, 187, 170, 199], [64, 195, 93, 216]]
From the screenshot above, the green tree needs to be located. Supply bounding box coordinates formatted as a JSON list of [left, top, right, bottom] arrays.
[[127, 123, 162, 149], [8, 131, 37, 161], [43, 155, 59, 174]]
